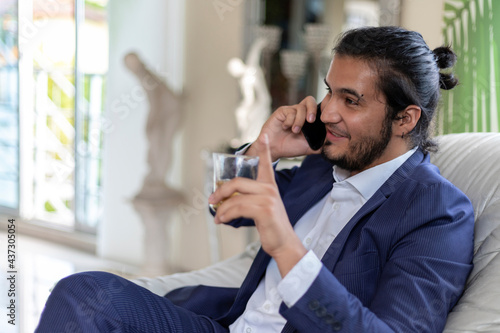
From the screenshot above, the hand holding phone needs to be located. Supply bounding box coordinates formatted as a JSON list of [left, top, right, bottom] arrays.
[[301, 103, 326, 150]]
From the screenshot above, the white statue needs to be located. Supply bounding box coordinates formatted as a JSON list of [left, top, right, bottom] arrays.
[[124, 52, 183, 201], [227, 37, 271, 145]]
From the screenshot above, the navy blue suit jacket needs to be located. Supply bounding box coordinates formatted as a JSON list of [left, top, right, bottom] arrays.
[[167, 150, 474, 332]]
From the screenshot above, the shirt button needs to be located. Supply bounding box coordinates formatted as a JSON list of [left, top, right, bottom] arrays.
[[246, 327, 252, 333], [305, 237, 312, 245], [333, 203, 340, 210], [269, 288, 280, 303], [263, 303, 271, 311]]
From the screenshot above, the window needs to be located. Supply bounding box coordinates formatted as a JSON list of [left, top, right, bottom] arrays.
[[0, 0, 19, 212], [442, 0, 500, 133], [0, 0, 108, 234]]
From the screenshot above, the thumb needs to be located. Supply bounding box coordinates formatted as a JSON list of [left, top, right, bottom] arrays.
[[256, 134, 276, 184]]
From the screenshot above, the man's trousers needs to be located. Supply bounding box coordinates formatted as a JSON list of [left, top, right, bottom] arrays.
[[35, 271, 230, 333]]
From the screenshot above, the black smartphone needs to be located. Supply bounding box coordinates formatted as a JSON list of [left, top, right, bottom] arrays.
[[302, 103, 326, 150]]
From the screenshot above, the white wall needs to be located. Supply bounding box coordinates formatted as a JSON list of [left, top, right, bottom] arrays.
[[400, 0, 445, 49]]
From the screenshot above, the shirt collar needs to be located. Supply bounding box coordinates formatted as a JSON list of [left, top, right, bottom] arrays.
[[332, 148, 418, 200]]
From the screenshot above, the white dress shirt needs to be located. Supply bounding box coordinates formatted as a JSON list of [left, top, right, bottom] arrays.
[[229, 148, 417, 332]]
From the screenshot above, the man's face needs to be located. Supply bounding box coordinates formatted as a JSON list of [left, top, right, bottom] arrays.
[[320, 55, 396, 175]]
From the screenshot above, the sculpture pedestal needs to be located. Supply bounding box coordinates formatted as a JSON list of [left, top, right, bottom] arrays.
[[132, 185, 185, 277]]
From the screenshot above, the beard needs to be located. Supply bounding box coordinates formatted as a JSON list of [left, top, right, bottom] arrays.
[[321, 114, 393, 173]]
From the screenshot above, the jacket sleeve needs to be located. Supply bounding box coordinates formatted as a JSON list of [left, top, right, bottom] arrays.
[[279, 181, 474, 333]]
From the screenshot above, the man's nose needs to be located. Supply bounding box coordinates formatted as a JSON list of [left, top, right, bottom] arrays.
[[320, 99, 342, 124]]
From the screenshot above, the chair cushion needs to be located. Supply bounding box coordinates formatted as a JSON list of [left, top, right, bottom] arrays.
[[431, 133, 500, 332], [131, 241, 259, 295]]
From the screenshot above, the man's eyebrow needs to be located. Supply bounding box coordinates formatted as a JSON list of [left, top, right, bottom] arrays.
[[338, 88, 364, 102], [323, 79, 364, 102]]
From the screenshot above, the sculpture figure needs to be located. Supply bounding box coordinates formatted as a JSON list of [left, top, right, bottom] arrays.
[[124, 52, 183, 201], [125, 52, 184, 275], [227, 37, 271, 145]]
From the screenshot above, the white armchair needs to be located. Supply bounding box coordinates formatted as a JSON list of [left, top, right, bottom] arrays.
[[431, 133, 500, 332], [132, 132, 500, 332]]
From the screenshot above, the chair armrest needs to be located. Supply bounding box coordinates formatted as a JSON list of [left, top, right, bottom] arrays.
[[131, 241, 260, 296]]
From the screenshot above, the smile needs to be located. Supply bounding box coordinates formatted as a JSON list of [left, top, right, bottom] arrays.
[[326, 126, 349, 141]]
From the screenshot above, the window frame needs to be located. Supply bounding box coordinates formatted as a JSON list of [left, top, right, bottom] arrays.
[[0, 0, 107, 242]]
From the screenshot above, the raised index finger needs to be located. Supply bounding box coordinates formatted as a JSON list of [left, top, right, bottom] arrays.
[[256, 134, 276, 185]]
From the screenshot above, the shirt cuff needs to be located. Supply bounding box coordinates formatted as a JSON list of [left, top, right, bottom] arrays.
[[235, 142, 280, 167], [276, 250, 322, 308], [235, 143, 253, 155]]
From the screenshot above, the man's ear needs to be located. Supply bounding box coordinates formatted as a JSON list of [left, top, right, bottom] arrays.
[[394, 105, 421, 137]]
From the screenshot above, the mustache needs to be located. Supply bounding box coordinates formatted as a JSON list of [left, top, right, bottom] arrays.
[[325, 124, 350, 140]]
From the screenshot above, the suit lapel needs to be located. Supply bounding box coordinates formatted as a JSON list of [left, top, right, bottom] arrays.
[[283, 162, 334, 226], [320, 190, 387, 270]]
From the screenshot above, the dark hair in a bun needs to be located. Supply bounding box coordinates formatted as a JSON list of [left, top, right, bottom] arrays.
[[334, 26, 459, 153], [434, 46, 459, 90]]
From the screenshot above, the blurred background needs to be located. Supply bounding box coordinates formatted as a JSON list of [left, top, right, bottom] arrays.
[[0, 0, 498, 331]]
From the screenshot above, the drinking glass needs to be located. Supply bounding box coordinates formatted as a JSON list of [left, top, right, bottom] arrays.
[[210, 153, 259, 211]]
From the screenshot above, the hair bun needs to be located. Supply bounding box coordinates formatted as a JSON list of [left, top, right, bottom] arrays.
[[434, 46, 458, 90], [433, 46, 457, 69], [439, 72, 458, 90]]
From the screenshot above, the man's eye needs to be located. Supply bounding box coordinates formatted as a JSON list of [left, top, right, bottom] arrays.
[[346, 98, 358, 105]]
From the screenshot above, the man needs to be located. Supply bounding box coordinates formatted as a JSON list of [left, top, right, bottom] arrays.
[[36, 26, 474, 332]]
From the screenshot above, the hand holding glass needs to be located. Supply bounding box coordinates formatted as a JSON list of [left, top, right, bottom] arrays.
[[210, 153, 259, 211]]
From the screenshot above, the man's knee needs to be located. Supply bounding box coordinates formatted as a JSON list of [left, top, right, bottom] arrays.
[[52, 271, 130, 308], [38, 272, 130, 332], [56, 271, 129, 290]]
